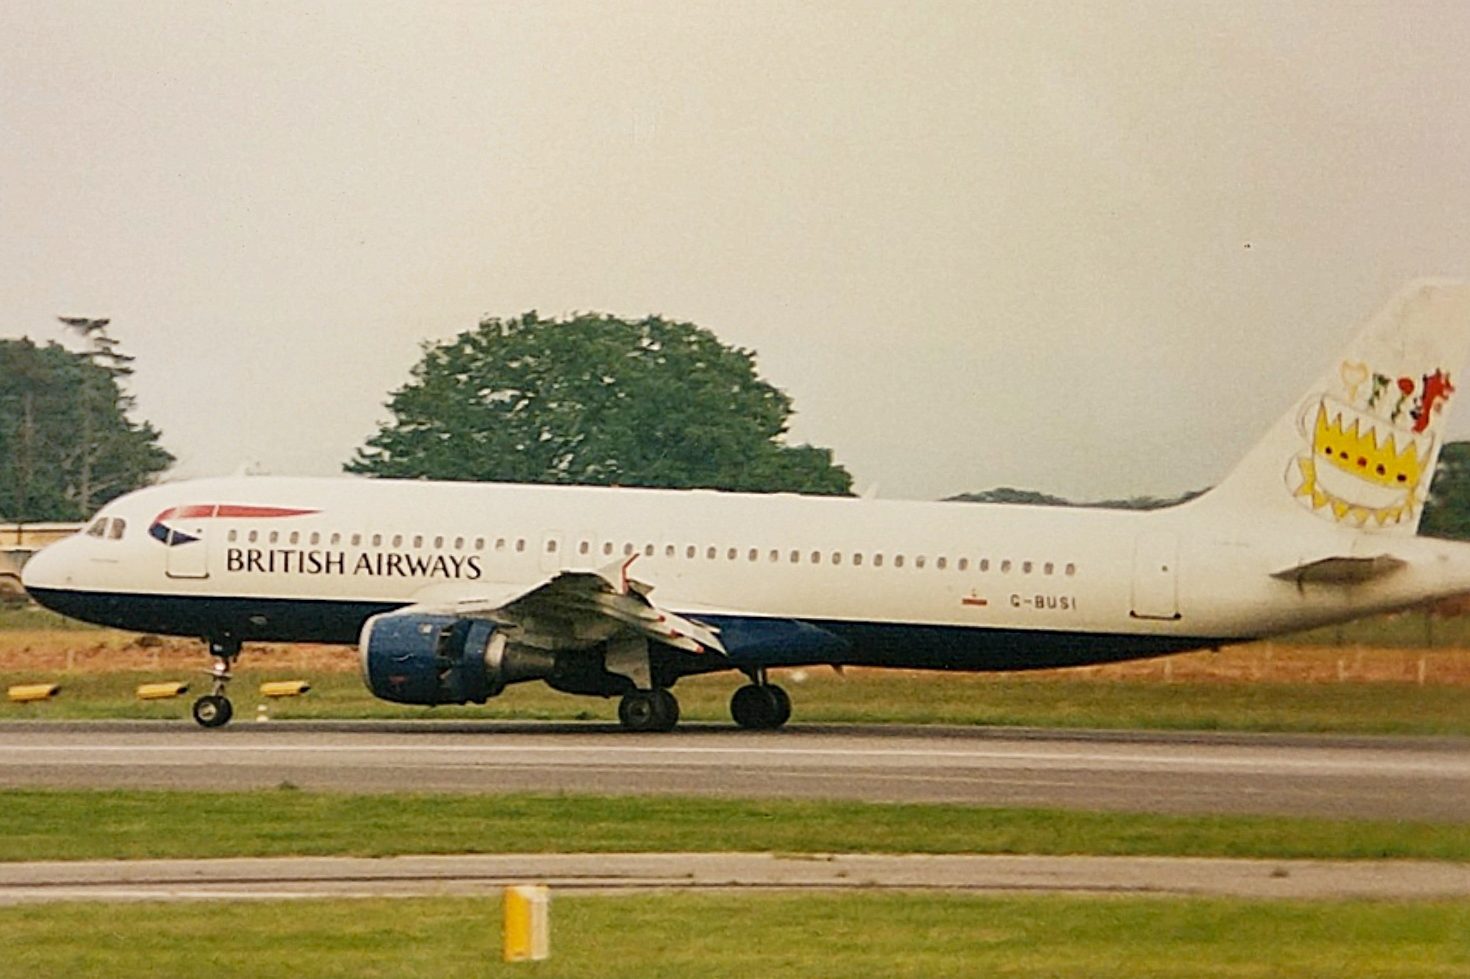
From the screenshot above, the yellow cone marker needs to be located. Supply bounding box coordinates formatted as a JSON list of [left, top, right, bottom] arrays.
[[136, 682, 189, 700], [8, 684, 60, 703], [503, 884, 550, 962], [259, 680, 311, 698]]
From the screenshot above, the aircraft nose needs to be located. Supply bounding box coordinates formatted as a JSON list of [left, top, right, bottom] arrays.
[[20, 540, 71, 593]]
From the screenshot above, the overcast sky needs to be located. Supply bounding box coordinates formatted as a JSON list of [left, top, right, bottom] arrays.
[[5, 1, 1470, 501]]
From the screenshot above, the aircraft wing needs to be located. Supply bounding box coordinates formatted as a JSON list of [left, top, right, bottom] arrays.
[[404, 557, 725, 655]]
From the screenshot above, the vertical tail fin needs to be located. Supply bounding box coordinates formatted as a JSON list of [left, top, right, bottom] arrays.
[[1203, 279, 1470, 535]]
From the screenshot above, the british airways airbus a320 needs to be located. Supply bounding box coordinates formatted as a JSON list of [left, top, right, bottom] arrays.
[[23, 281, 1470, 731]]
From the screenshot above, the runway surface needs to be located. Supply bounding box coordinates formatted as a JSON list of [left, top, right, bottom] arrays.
[[4, 853, 1469, 904], [2, 720, 1467, 822]]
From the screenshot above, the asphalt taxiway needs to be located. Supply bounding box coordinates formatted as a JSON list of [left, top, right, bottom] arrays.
[[3, 853, 1469, 904], [1, 720, 1467, 822]]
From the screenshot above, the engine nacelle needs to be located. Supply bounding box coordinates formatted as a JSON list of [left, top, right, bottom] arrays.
[[359, 611, 554, 706]]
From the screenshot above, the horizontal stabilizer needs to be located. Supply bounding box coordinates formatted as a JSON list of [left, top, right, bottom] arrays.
[[1270, 554, 1406, 586]]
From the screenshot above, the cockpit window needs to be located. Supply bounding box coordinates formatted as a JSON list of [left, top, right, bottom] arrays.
[[107, 518, 127, 540], [86, 519, 107, 538]]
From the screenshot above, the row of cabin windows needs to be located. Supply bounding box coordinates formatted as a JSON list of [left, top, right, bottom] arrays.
[[222, 526, 1077, 577], [559, 539, 1074, 575], [229, 528, 510, 552]]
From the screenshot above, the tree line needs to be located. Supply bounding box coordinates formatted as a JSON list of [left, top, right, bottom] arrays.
[[0, 319, 172, 521], [4, 309, 1470, 544]]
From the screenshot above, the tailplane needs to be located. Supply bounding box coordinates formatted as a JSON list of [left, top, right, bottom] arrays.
[[1202, 279, 1470, 535]]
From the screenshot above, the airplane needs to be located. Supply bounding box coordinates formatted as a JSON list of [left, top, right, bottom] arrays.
[[21, 279, 1470, 731]]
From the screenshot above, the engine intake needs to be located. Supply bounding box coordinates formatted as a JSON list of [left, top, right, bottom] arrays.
[[359, 611, 553, 705]]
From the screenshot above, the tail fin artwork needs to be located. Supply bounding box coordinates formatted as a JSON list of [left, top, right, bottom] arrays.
[[1204, 280, 1470, 535]]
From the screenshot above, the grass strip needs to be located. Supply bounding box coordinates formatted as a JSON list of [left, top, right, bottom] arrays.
[[6, 667, 1470, 735], [2, 789, 1469, 863], [2, 893, 1468, 978]]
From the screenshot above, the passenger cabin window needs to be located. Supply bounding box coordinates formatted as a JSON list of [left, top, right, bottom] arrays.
[[227, 529, 238, 543], [413, 535, 423, 549]]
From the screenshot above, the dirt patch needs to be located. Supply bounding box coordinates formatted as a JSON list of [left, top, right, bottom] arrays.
[[3, 631, 1470, 687], [0, 632, 356, 674]]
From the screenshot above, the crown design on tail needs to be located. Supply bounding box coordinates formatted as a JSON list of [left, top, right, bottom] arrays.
[[1312, 404, 1425, 489], [1292, 400, 1429, 527]]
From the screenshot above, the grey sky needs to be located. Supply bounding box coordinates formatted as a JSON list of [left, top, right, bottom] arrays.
[[5, 1, 1470, 502]]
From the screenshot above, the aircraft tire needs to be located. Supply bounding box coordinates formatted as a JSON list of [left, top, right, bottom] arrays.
[[618, 689, 679, 733], [731, 684, 789, 730], [767, 684, 792, 728], [191, 694, 233, 728]]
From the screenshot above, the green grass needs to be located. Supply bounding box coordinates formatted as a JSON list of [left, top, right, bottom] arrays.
[[2, 893, 1467, 978], [7, 666, 1470, 735], [0, 606, 97, 630], [3, 790, 1469, 863]]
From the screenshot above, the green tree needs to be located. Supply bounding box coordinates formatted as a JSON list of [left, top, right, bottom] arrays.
[[1422, 441, 1470, 540], [947, 487, 1205, 509], [348, 312, 852, 495], [0, 329, 173, 521]]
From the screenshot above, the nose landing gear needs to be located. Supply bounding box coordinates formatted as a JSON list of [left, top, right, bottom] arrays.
[[191, 638, 240, 728]]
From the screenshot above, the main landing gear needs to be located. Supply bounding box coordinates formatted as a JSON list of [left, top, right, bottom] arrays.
[[615, 680, 791, 732], [191, 638, 240, 729], [617, 688, 680, 733], [730, 673, 791, 731]]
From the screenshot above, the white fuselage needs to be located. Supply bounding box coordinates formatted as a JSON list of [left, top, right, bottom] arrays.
[[24, 474, 1470, 672]]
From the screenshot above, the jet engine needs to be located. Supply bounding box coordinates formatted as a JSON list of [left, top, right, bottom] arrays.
[[359, 611, 555, 705]]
